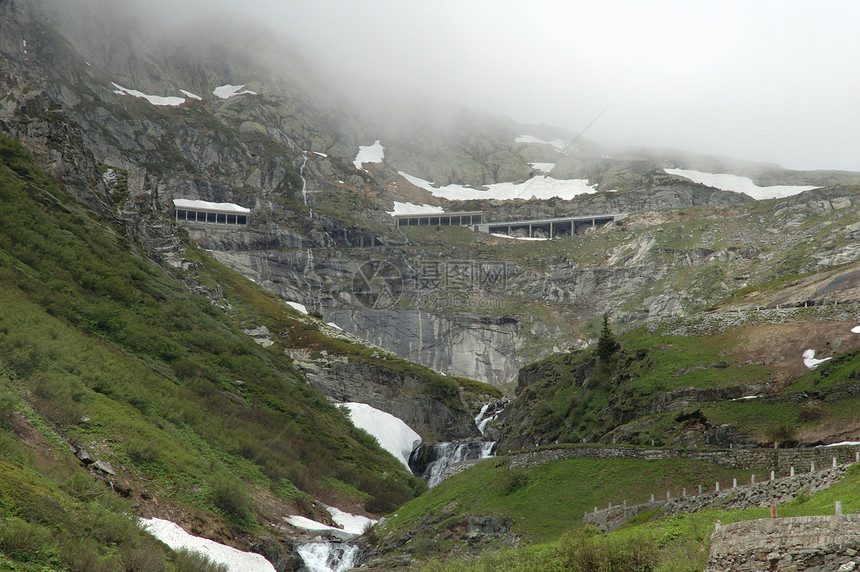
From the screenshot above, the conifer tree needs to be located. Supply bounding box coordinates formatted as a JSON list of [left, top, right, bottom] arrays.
[[596, 313, 620, 363]]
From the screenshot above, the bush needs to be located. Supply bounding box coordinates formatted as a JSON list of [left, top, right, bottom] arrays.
[[211, 478, 252, 522], [499, 468, 531, 495], [174, 549, 228, 572], [0, 517, 54, 561]]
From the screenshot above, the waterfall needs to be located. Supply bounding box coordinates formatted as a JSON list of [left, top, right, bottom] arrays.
[[474, 404, 504, 435], [413, 441, 496, 488], [299, 152, 309, 206], [296, 542, 360, 572]]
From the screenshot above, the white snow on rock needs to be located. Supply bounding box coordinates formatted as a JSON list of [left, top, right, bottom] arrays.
[[664, 169, 819, 200], [341, 402, 420, 468], [387, 201, 445, 216], [400, 171, 598, 201], [285, 506, 375, 537], [180, 89, 203, 101], [802, 349, 831, 370], [140, 518, 276, 572], [213, 84, 258, 99], [112, 83, 186, 107], [325, 505, 376, 535], [491, 233, 549, 241], [529, 162, 556, 173], [172, 199, 250, 213], [819, 441, 860, 447], [353, 140, 385, 170], [286, 301, 309, 315], [515, 135, 566, 150], [326, 322, 343, 330], [852, 326, 860, 334]]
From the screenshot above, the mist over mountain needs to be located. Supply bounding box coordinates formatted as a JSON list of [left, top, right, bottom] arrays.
[[4, 0, 860, 570]]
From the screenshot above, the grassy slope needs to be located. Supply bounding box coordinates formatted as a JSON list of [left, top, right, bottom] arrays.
[[0, 136, 443, 568], [415, 462, 860, 572]]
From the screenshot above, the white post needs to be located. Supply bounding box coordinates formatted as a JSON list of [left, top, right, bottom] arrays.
[[650, 494, 655, 504], [683, 488, 687, 498], [733, 478, 737, 488], [698, 484, 703, 495], [811, 461, 815, 473], [836, 501, 843, 515], [833, 456, 838, 468], [856, 451, 859, 463], [751, 474, 756, 485], [716, 482, 720, 492], [771, 470, 775, 481], [666, 490, 671, 501], [791, 466, 795, 477], [623, 500, 627, 508]]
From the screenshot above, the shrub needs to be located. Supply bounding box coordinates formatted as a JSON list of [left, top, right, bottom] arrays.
[[211, 478, 252, 522], [174, 549, 228, 572], [499, 468, 531, 495]]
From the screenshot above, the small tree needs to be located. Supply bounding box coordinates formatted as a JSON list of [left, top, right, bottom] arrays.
[[596, 313, 620, 363]]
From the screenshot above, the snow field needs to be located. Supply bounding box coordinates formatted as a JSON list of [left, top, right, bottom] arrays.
[[399, 171, 598, 201], [353, 141, 385, 170], [213, 84, 258, 99], [341, 402, 420, 468], [140, 518, 276, 572], [664, 168, 818, 200]]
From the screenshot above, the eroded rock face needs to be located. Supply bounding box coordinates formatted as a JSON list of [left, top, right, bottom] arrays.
[[324, 309, 527, 387], [294, 355, 479, 441]]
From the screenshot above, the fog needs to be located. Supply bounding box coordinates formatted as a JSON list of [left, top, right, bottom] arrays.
[[110, 1, 860, 170]]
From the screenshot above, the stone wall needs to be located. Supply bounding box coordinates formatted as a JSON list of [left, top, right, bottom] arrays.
[[583, 466, 847, 533], [507, 444, 860, 475], [706, 514, 860, 571]]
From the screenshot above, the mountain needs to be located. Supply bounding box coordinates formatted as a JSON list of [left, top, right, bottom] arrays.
[[5, 0, 860, 569]]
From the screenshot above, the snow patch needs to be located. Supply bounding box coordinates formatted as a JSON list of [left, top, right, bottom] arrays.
[[341, 402, 420, 468], [213, 84, 258, 99], [286, 301, 309, 315], [387, 201, 445, 216], [491, 233, 549, 241], [172, 199, 250, 214], [852, 326, 860, 334], [179, 89, 202, 101], [529, 162, 556, 173], [353, 140, 384, 170], [285, 506, 375, 537], [140, 518, 276, 572], [112, 83, 186, 107], [732, 395, 759, 401], [314, 151, 328, 157], [819, 441, 860, 447], [802, 349, 831, 370], [326, 322, 343, 330], [516, 135, 566, 150], [400, 171, 598, 201], [664, 169, 818, 200]]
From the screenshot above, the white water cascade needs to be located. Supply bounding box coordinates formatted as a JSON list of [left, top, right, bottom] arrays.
[[474, 403, 504, 435], [418, 441, 495, 488], [296, 542, 360, 572]]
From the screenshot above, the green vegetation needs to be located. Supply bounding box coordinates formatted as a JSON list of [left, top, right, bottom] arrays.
[[0, 136, 429, 567], [414, 462, 860, 571], [380, 455, 754, 544]]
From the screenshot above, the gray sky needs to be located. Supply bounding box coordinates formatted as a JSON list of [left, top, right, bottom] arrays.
[[192, 1, 860, 171]]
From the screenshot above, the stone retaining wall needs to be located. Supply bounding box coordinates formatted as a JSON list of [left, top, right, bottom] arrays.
[[706, 514, 860, 571], [508, 444, 860, 475], [583, 466, 847, 533]]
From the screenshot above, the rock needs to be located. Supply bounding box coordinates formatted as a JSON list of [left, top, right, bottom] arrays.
[[75, 447, 95, 465], [92, 460, 116, 476], [466, 516, 511, 538]]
